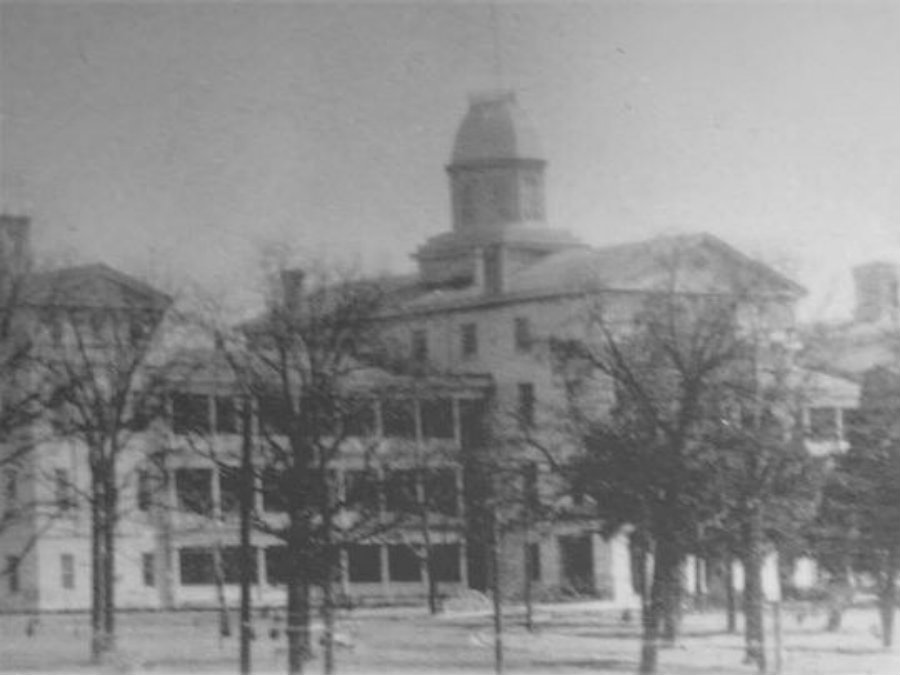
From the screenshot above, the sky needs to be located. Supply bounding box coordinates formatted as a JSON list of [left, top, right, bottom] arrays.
[[1, 0, 898, 318]]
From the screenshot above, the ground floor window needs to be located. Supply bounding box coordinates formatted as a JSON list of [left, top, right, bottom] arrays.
[[265, 546, 288, 585], [61, 553, 75, 589], [430, 544, 461, 583], [388, 545, 421, 582], [527, 543, 541, 582], [143, 553, 155, 587], [222, 546, 258, 584], [6, 556, 19, 593], [347, 544, 382, 583], [180, 548, 215, 585]]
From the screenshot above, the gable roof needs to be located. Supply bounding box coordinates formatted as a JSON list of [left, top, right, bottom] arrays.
[[21, 263, 171, 312]]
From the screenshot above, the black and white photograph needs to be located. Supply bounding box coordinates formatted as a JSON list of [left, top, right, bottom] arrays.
[[0, 1, 898, 674]]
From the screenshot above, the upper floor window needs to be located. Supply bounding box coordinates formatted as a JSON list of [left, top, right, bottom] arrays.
[[175, 468, 213, 515], [142, 553, 155, 587], [807, 407, 838, 441], [137, 470, 154, 511], [461, 323, 478, 358], [172, 393, 210, 435], [517, 383, 535, 428], [61, 553, 75, 590], [382, 399, 416, 439], [6, 556, 19, 593], [258, 396, 291, 436], [420, 399, 454, 440], [219, 466, 241, 515], [214, 396, 237, 434], [55, 469, 75, 511], [4, 468, 18, 513], [514, 317, 532, 352], [412, 329, 428, 362]]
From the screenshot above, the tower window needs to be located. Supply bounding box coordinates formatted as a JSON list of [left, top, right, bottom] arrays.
[[461, 323, 478, 357]]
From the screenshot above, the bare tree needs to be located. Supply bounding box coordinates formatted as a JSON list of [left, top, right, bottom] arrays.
[[548, 249, 801, 674], [37, 273, 171, 661], [219, 264, 391, 675]]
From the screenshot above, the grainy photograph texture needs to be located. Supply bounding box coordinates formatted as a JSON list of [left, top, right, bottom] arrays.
[[0, 1, 899, 674]]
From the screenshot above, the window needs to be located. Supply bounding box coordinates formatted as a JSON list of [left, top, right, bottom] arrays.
[[517, 383, 535, 427], [412, 329, 428, 362], [219, 466, 241, 515], [527, 543, 541, 582], [522, 462, 539, 509], [388, 545, 421, 582], [343, 398, 375, 437], [385, 470, 418, 513], [461, 323, 478, 358], [430, 544, 461, 583], [55, 469, 74, 511], [172, 393, 210, 435], [344, 470, 380, 513], [61, 553, 75, 590], [137, 470, 153, 511], [258, 396, 291, 436], [347, 544, 382, 583], [215, 396, 237, 434], [424, 469, 458, 517], [4, 468, 18, 514], [261, 468, 286, 513], [420, 399, 454, 440], [6, 556, 19, 593], [142, 553, 155, 587], [222, 546, 258, 584], [514, 317, 532, 352], [179, 547, 214, 585], [175, 468, 213, 515], [265, 546, 288, 585], [808, 407, 838, 441], [382, 399, 415, 439]]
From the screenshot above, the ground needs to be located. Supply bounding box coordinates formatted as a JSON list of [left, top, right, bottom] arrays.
[[1, 601, 897, 674]]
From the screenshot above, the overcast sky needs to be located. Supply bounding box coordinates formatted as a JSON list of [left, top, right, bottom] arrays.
[[1, 1, 898, 318]]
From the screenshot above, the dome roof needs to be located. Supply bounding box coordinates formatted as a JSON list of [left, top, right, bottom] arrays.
[[450, 91, 544, 164]]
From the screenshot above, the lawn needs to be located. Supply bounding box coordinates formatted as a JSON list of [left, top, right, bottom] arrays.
[[0, 602, 897, 674]]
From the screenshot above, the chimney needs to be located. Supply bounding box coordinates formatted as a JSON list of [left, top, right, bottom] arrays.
[[0, 214, 33, 275], [280, 269, 305, 313], [853, 261, 899, 323]]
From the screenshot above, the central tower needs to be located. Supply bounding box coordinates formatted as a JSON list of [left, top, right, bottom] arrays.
[[449, 91, 546, 231], [415, 91, 582, 288]]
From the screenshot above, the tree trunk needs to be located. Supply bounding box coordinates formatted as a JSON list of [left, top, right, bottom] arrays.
[[639, 535, 678, 675], [661, 559, 683, 645], [725, 556, 737, 634], [523, 541, 534, 633], [212, 541, 231, 639], [286, 571, 311, 674], [490, 509, 503, 675], [90, 473, 105, 663], [879, 547, 898, 649], [321, 571, 336, 675], [742, 508, 766, 673], [239, 401, 253, 675]]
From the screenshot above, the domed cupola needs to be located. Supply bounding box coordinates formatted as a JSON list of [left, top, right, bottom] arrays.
[[447, 91, 546, 232], [414, 91, 582, 289]]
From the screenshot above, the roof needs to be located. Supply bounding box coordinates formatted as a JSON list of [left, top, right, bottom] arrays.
[[392, 233, 805, 314], [451, 91, 544, 165], [21, 263, 171, 312]]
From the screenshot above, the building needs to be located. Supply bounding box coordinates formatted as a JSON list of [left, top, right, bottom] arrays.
[[1, 92, 859, 612]]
